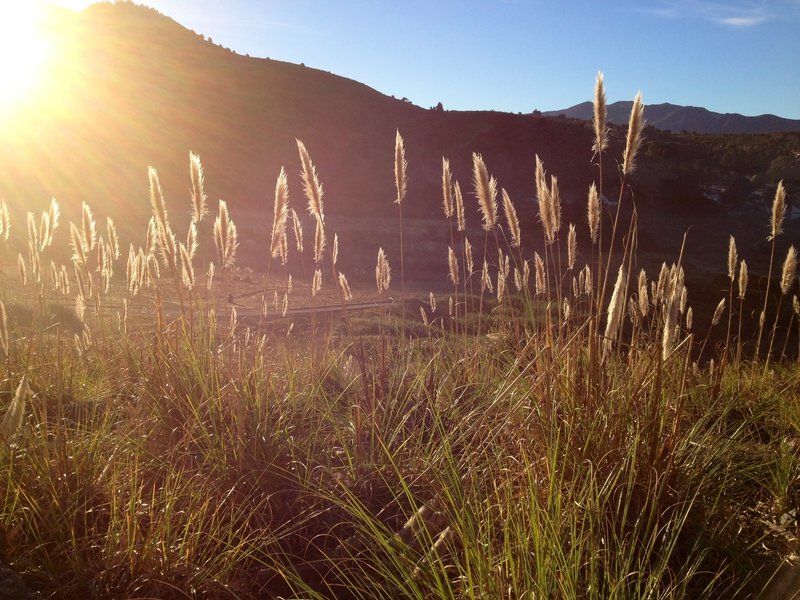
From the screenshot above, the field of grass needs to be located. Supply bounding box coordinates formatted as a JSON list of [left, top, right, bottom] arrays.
[[1, 78, 799, 599]]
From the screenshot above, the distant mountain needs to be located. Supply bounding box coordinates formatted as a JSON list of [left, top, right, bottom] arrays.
[[543, 101, 800, 134]]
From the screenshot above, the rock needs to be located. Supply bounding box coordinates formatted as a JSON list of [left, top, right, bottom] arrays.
[[0, 562, 40, 600]]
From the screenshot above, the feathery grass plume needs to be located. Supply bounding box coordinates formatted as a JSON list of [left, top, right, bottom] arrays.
[[448, 296, 454, 316], [464, 237, 474, 275], [148, 166, 169, 234], [535, 155, 555, 243], [313, 217, 326, 264], [0, 301, 7, 355], [794, 295, 800, 316], [81, 201, 96, 253], [448, 246, 459, 286], [282, 292, 289, 316], [180, 243, 195, 289], [728, 236, 737, 281], [0, 199, 10, 240], [206, 262, 214, 290], [680, 286, 688, 314], [656, 262, 670, 303], [497, 252, 510, 303], [603, 266, 626, 356], [592, 71, 608, 156], [481, 259, 493, 293], [338, 272, 352, 302], [290, 208, 304, 253], [47, 197, 60, 244], [17, 254, 26, 285], [497, 268, 506, 303], [441, 157, 453, 218], [515, 264, 529, 292], [712, 298, 726, 326], [95, 237, 106, 274], [662, 265, 684, 359], [420, 306, 429, 327], [638, 269, 649, 317], [769, 181, 785, 240], [38, 211, 50, 252], [297, 139, 324, 222], [567, 223, 577, 270], [454, 181, 465, 231], [103, 218, 119, 261], [472, 153, 498, 231], [395, 131, 407, 204], [549, 175, 562, 236], [145, 217, 157, 258], [534, 252, 546, 295], [73, 262, 87, 300], [189, 151, 207, 223], [1, 375, 31, 443], [587, 183, 600, 244], [332, 233, 339, 266], [185, 221, 198, 260], [781, 245, 797, 295], [213, 200, 238, 269], [312, 268, 322, 296], [126, 245, 136, 293], [502, 188, 521, 247], [563, 298, 572, 322], [622, 92, 645, 175], [429, 292, 436, 313], [376, 247, 390, 293], [686, 306, 693, 330], [583, 264, 592, 296], [287, 273, 293, 294], [27, 212, 39, 256], [270, 167, 290, 264]]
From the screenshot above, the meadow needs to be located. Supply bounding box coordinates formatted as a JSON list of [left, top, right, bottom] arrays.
[[1, 76, 799, 599]]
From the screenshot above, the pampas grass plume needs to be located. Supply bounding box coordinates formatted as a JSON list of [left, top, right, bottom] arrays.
[[189, 151, 207, 223], [395, 131, 407, 205], [769, 181, 785, 241], [567, 223, 577, 270], [738, 260, 748, 299], [454, 181, 465, 232], [502, 189, 521, 248], [712, 298, 726, 326], [297, 139, 324, 222], [472, 153, 498, 231], [448, 246, 459, 286], [593, 71, 608, 156], [622, 92, 645, 175], [1, 375, 31, 443], [781, 245, 796, 295], [441, 157, 453, 219], [270, 167, 290, 263], [587, 183, 600, 244]]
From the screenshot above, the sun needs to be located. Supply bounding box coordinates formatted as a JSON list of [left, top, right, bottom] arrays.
[[0, 2, 55, 120]]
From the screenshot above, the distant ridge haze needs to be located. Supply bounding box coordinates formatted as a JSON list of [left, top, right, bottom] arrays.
[[543, 101, 800, 134]]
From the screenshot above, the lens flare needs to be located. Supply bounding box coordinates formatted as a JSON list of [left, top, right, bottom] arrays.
[[0, 2, 55, 120]]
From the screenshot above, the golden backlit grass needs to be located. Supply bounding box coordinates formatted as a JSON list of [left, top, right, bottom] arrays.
[[0, 77, 799, 599]]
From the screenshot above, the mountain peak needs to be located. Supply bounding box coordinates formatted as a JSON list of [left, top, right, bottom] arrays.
[[543, 101, 800, 134]]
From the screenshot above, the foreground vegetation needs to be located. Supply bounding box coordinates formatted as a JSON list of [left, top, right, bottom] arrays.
[[1, 76, 799, 599]]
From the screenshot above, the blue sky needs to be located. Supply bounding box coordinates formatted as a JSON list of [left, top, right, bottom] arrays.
[[54, 0, 800, 118]]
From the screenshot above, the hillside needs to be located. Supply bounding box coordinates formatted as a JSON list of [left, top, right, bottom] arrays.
[[544, 101, 800, 134], [0, 2, 798, 280]]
